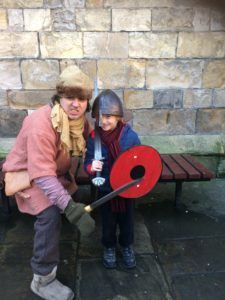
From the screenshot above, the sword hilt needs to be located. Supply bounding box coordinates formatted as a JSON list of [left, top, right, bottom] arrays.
[[92, 173, 105, 186], [91, 157, 105, 186]]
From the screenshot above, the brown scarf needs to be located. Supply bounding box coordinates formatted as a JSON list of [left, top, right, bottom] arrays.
[[100, 121, 126, 212], [51, 103, 86, 156]]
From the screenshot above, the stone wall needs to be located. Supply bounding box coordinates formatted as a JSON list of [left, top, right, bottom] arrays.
[[0, 0, 225, 156]]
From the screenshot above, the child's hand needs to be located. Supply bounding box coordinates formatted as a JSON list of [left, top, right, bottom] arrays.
[[91, 160, 103, 172]]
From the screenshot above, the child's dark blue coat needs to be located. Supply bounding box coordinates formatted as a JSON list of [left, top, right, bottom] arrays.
[[84, 123, 141, 193]]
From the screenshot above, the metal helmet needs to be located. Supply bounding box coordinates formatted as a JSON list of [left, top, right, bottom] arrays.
[[92, 89, 124, 119]]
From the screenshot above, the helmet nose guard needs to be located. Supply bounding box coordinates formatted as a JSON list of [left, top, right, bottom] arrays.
[[92, 89, 124, 120]]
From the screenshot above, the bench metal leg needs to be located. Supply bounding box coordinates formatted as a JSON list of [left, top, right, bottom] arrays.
[[175, 181, 182, 208]]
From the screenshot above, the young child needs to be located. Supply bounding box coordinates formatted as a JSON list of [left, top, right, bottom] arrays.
[[84, 89, 141, 269]]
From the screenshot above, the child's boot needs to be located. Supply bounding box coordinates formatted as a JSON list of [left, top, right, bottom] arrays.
[[30, 266, 74, 300], [121, 246, 136, 268], [103, 247, 117, 268]]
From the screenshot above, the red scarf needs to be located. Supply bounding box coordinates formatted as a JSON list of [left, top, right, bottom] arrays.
[[100, 121, 126, 212]]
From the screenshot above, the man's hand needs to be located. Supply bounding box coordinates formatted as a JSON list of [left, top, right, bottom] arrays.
[[64, 200, 95, 236], [76, 213, 95, 237], [64, 200, 85, 224]]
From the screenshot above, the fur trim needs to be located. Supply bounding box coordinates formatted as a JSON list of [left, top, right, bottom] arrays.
[[56, 85, 92, 100]]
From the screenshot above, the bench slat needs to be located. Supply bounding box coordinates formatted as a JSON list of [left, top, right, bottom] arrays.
[[171, 154, 201, 179], [161, 162, 174, 179], [54, 154, 216, 185], [161, 155, 187, 179], [183, 155, 214, 179]]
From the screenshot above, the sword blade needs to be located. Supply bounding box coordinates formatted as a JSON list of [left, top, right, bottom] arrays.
[[92, 78, 105, 186], [85, 178, 142, 212], [94, 124, 103, 160]]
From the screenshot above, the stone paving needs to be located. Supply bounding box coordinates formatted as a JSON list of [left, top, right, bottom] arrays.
[[0, 178, 225, 300]]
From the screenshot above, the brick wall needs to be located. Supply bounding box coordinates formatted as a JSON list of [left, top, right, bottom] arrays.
[[0, 0, 225, 155]]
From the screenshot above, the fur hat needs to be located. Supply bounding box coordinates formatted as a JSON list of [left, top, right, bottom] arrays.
[[56, 65, 93, 100]]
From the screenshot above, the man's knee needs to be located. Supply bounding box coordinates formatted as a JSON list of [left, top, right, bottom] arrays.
[[38, 205, 61, 227]]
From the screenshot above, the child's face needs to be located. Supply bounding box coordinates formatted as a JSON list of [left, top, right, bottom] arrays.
[[100, 114, 119, 131]]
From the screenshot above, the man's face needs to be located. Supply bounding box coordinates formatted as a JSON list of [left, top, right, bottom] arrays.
[[60, 97, 88, 120]]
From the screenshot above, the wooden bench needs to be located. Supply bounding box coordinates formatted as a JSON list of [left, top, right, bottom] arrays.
[[159, 154, 215, 207], [73, 154, 215, 207], [0, 154, 215, 214]]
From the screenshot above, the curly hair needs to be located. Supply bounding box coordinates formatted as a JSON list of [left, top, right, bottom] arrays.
[[51, 85, 92, 112]]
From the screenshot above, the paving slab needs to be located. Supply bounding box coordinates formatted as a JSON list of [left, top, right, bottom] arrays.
[[77, 256, 172, 300], [0, 243, 77, 300], [140, 179, 225, 219], [172, 272, 225, 300], [139, 178, 225, 300], [77, 210, 168, 299], [78, 210, 154, 259], [1, 177, 225, 300], [139, 199, 225, 241], [0, 204, 79, 300], [157, 237, 225, 276]]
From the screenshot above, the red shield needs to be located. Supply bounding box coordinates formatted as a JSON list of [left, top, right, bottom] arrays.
[[110, 145, 162, 198]]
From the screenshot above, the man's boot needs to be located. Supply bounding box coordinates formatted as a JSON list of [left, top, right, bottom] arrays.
[[30, 266, 74, 300]]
